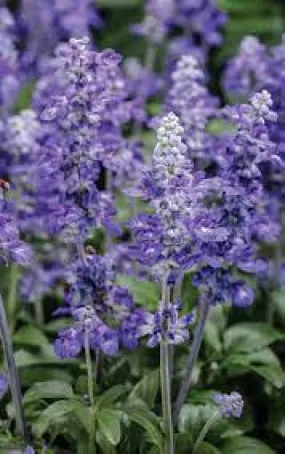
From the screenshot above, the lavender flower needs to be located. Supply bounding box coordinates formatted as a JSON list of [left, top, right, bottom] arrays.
[[36, 37, 127, 243], [54, 327, 82, 359], [224, 35, 285, 210], [174, 0, 227, 49], [213, 391, 244, 419], [131, 0, 174, 45], [0, 110, 42, 235], [0, 181, 32, 265], [167, 55, 218, 161], [223, 36, 271, 99], [20, 0, 102, 72], [133, 0, 226, 52], [0, 7, 19, 114], [54, 252, 147, 357], [138, 302, 194, 347]]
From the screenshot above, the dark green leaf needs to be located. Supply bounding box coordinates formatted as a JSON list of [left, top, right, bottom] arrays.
[[15, 349, 79, 368], [97, 409, 122, 446], [224, 348, 284, 388], [178, 404, 215, 437], [124, 405, 164, 452], [96, 431, 116, 454], [96, 385, 127, 409], [24, 381, 74, 404], [224, 323, 285, 353], [20, 366, 73, 387], [33, 400, 91, 437], [221, 436, 274, 454], [14, 325, 49, 347], [175, 433, 193, 454], [204, 321, 222, 354], [250, 365, 284, 389], [129, 369, 159, 408], [44, 318, 73, 334], [97, 0, 140, 6], [199, 442, 221, 454]]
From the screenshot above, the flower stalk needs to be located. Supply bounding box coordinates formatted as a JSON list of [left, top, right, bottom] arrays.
[[0, 293, 27, 439], [174, 296, 210, 425], [7, 264, 19, 332], [84, 328, 95, 452], [160, 274, 174, 454], [193, 411, 219, 454]]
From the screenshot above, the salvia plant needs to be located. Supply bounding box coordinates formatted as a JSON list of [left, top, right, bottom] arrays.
[[1, 1, 285, 454]]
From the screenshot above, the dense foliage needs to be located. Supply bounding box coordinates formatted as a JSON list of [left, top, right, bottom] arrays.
[[1, 1, 285, 453]]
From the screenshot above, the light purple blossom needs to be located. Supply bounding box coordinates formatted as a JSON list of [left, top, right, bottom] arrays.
[[213, 391, 244, 419]]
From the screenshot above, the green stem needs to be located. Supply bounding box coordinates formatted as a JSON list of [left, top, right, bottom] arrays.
[[7, 264, 19, 332], [193, 411, 219, 454], [94, 347, 100, 384], [160, 275, 174, 454], [173, 273, 184, 301], [174, 297, 210, 426], [84, 330, 94, 407], [84, 329, 95, 453], [0, 293, 27, 439], [34, 299, 44, 325]]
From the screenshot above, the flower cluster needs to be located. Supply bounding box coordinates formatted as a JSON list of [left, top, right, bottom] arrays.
[[0, 110, 42, 234], [190, 90, 280, 305], [129, 113, 194, 269], [224, 36, 285, 210], [138, 301, 194, 347], [0, 7, 19, 115], [0, 180, 31, 266], [20, 0, 102, 72], [36, 37, 128, 243], [167, 55, 218, 162], [133, 0, 227, 53], [131, 86, 280, 307], [54, 252, 146, 357], [220, 90, 281, 245], [131, 0, 174, 45], [213, 391, 244, 419]]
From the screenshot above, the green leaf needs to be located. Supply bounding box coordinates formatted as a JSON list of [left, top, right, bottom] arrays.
[[14, 325, 49, 347], [179, 403, 216, 436], [175, 433, 193, 454], [200, 442, 221, 454], [96, 385, 127, 409], [116, 275, 159, 309], [97, 409, 122, 446], [250, 365, 284, 389], [224, 348, 284, 388], [273, 290, 285, 324], [221, 436, 274, 454], [97, 0, 140, 6], [33, 400, 91, 437], [204, 321, 222, 354], [129, 369, 159, 408], [268, 401, 285, 437], [24, 381, 74, 404], [44, 318, 73, 333], [14, 81, 35, 111], [123, 405, 164, 452], [96, 431, 116, 454], [218, 0, 268, 12], [224, 323, 285, 353], [15, 349, 79, 368]]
